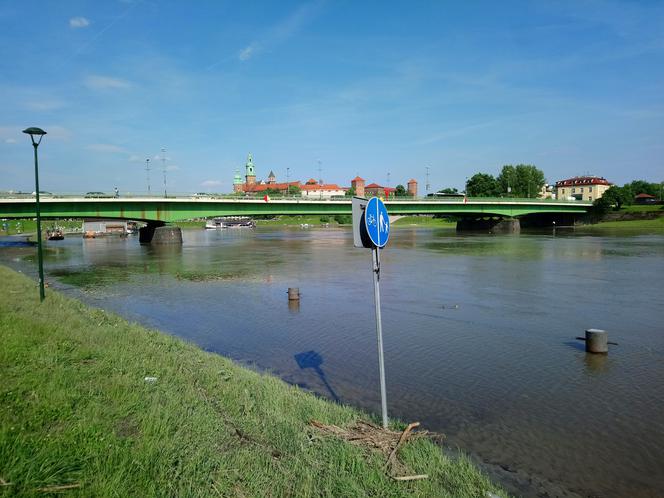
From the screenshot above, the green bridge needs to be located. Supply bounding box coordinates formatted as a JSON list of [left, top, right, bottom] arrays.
[[0, 196, 591, 240], [0, 196, 590, 221]]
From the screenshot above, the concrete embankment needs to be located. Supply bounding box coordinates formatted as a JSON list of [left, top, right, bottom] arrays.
[[0, 265, 506, 498]]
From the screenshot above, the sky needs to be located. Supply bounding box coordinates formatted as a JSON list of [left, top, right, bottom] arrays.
[[1, 0, 663, 194]]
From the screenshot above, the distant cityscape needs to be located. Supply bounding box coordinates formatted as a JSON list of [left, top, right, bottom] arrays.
[[228, 153, 623, 203]]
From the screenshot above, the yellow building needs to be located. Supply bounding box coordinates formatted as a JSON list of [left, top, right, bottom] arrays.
[[555, 176, 612, 202]]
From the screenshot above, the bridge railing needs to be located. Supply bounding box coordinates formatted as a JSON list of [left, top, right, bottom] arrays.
[[0, 191, 590, 204]]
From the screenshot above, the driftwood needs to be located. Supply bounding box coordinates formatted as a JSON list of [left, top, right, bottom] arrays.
[[310, 419, 433, 481]]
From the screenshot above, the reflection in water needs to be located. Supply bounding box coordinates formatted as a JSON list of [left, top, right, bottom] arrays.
[[583, 352, 611, 375], [2, 228, 664, 498], [288, 299, 300, 314], [294, 350, 340, 403]]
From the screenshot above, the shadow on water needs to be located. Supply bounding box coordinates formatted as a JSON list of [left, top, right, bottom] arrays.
[[293, 350, 340, 403], [563, 340, 586, 352]]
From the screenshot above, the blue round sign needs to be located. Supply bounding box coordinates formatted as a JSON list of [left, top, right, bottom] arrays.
[[364, 197, 390, 248]]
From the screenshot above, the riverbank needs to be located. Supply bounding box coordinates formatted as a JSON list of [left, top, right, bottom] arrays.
[[0, 265, 505, 497]]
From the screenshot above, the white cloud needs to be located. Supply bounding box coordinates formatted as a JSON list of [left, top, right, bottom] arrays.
[[84, 75, 131, 90], [238, 42, 259, 61], [233, 1, 325, 63], [69, 17, 90, 29], [86, 143, 127, 153], [24, 99, 66, 111], [201, 180, 223, 187], [166, 164, 179, 172], [4, 138, 16, 144]]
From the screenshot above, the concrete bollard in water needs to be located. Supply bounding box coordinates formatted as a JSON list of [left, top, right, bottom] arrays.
[[288, 287, 300, 301], [585, 328, 608, 354]]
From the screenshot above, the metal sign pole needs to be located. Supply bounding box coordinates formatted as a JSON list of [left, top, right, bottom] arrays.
[[372, 246, 388, 428]]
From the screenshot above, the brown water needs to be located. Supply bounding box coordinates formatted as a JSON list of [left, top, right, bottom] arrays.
[[2, 227, 664, 497]]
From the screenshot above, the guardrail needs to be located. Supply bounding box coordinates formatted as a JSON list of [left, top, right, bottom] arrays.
[[0, 192, 590, 204]]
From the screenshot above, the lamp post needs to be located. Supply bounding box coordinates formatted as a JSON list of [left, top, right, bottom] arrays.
[[22, 127, 47, 302], [286, 167, 290, 197], [145, 158, 151, 195], [161, 147, 167, 198]]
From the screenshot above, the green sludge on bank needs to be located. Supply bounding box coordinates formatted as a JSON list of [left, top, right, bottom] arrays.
[[0, 266, 506, 497]]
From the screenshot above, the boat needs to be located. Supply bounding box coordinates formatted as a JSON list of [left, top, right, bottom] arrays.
[[205, 217, 256, 229], [46, 228, 64, 240]]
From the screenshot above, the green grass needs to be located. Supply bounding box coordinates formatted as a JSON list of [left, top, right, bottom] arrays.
[[619, 204, 663, 213], [174, 220, 206, 229], [0, 266, 505, 497], [586, 217, 664, 229], [0, 220, 82, 236], [392, 216, 456, 228]]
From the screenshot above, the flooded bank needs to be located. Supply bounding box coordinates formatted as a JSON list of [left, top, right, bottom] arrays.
[[2, 227, 663, 497]]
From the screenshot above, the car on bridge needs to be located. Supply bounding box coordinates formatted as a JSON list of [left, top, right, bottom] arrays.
[[31, 191, 53, 197], [84, 191, 114, 198]]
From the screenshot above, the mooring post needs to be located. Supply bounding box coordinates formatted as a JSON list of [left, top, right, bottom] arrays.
[[585, 328, 608, 354], [288, 287, 300, 301]]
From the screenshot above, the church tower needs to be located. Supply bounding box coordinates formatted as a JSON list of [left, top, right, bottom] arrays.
[[233, 169, 244, 192], [245, 153, 256, 185]]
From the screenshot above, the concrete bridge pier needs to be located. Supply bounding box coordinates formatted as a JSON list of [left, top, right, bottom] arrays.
[[139, 222, 183, 244], [456, 217, 520, 233]]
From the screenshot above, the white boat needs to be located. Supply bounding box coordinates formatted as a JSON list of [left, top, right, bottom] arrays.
[[205, 217, 256, 229]]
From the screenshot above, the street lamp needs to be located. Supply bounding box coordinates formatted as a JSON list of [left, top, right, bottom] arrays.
[[22, 127, 47, 302], [161, 147, 167, 198], [145, 158, 151, 194]]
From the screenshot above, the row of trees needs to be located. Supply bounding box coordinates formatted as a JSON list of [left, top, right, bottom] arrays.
[[465, 164, 546, 198]]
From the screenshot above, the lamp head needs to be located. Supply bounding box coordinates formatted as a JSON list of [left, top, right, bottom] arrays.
[[22, 127, 47, 146]]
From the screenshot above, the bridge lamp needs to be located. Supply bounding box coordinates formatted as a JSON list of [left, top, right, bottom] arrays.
[[22, 127, 47, 302]]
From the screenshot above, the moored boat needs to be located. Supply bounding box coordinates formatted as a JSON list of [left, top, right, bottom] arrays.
[[46, 228, 64, 240], [205, 217, 255, 229]]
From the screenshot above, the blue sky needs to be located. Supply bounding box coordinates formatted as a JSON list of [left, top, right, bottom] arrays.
[[1, 0, 662, 194]]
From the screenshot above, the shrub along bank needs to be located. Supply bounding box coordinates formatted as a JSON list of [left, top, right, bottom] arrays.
[[0, 265, 506, 497]]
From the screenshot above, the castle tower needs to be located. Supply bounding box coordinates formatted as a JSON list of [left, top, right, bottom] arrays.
[[245, 153, 256, 185], [267, 170, 276, 185], [351, 176, 365, 197], [233, 169, 244, 193], [407, 178, 418, 197]]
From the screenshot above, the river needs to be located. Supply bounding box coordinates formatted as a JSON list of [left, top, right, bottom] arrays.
[[2, 226, 663, 498]]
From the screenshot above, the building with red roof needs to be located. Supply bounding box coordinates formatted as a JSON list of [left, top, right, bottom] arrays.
[[554, 176, 612, 202]]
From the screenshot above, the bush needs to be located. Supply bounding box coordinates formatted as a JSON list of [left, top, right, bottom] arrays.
[[319, 216, 331, 223], [334, 214, 352, 224]]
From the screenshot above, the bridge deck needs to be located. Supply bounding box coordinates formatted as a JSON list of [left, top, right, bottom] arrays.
[[0, 197, 591, 222]]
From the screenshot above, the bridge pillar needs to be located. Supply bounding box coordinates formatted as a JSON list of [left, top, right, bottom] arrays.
[[152, 226, 183, 245], [138, 222, 181, 244], [456, 217, 520, 233]]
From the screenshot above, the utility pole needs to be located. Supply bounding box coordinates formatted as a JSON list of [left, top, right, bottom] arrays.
[[145, 158, 151, 195], [425, 166, 430, 194], [161, 147, 167, 198], [317, 159, 322, 185], [286, 167, 290, 197]]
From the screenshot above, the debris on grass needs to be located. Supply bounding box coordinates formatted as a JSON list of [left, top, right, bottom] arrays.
[[309, 419, 437, 480]]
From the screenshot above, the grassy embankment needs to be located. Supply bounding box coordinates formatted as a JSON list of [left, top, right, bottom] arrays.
[[587, 204, 664, 230], [0, 266, 505, 497], [0, 220, 82, 236]]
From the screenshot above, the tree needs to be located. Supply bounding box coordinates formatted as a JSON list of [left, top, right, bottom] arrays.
[[345, 186, 356, 197], [394, 184, 407, 197], [627, 180, 658, 197], [598, 185, 632, 210], [497, 164, 545, 198], [465, 173, 500, 197]]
